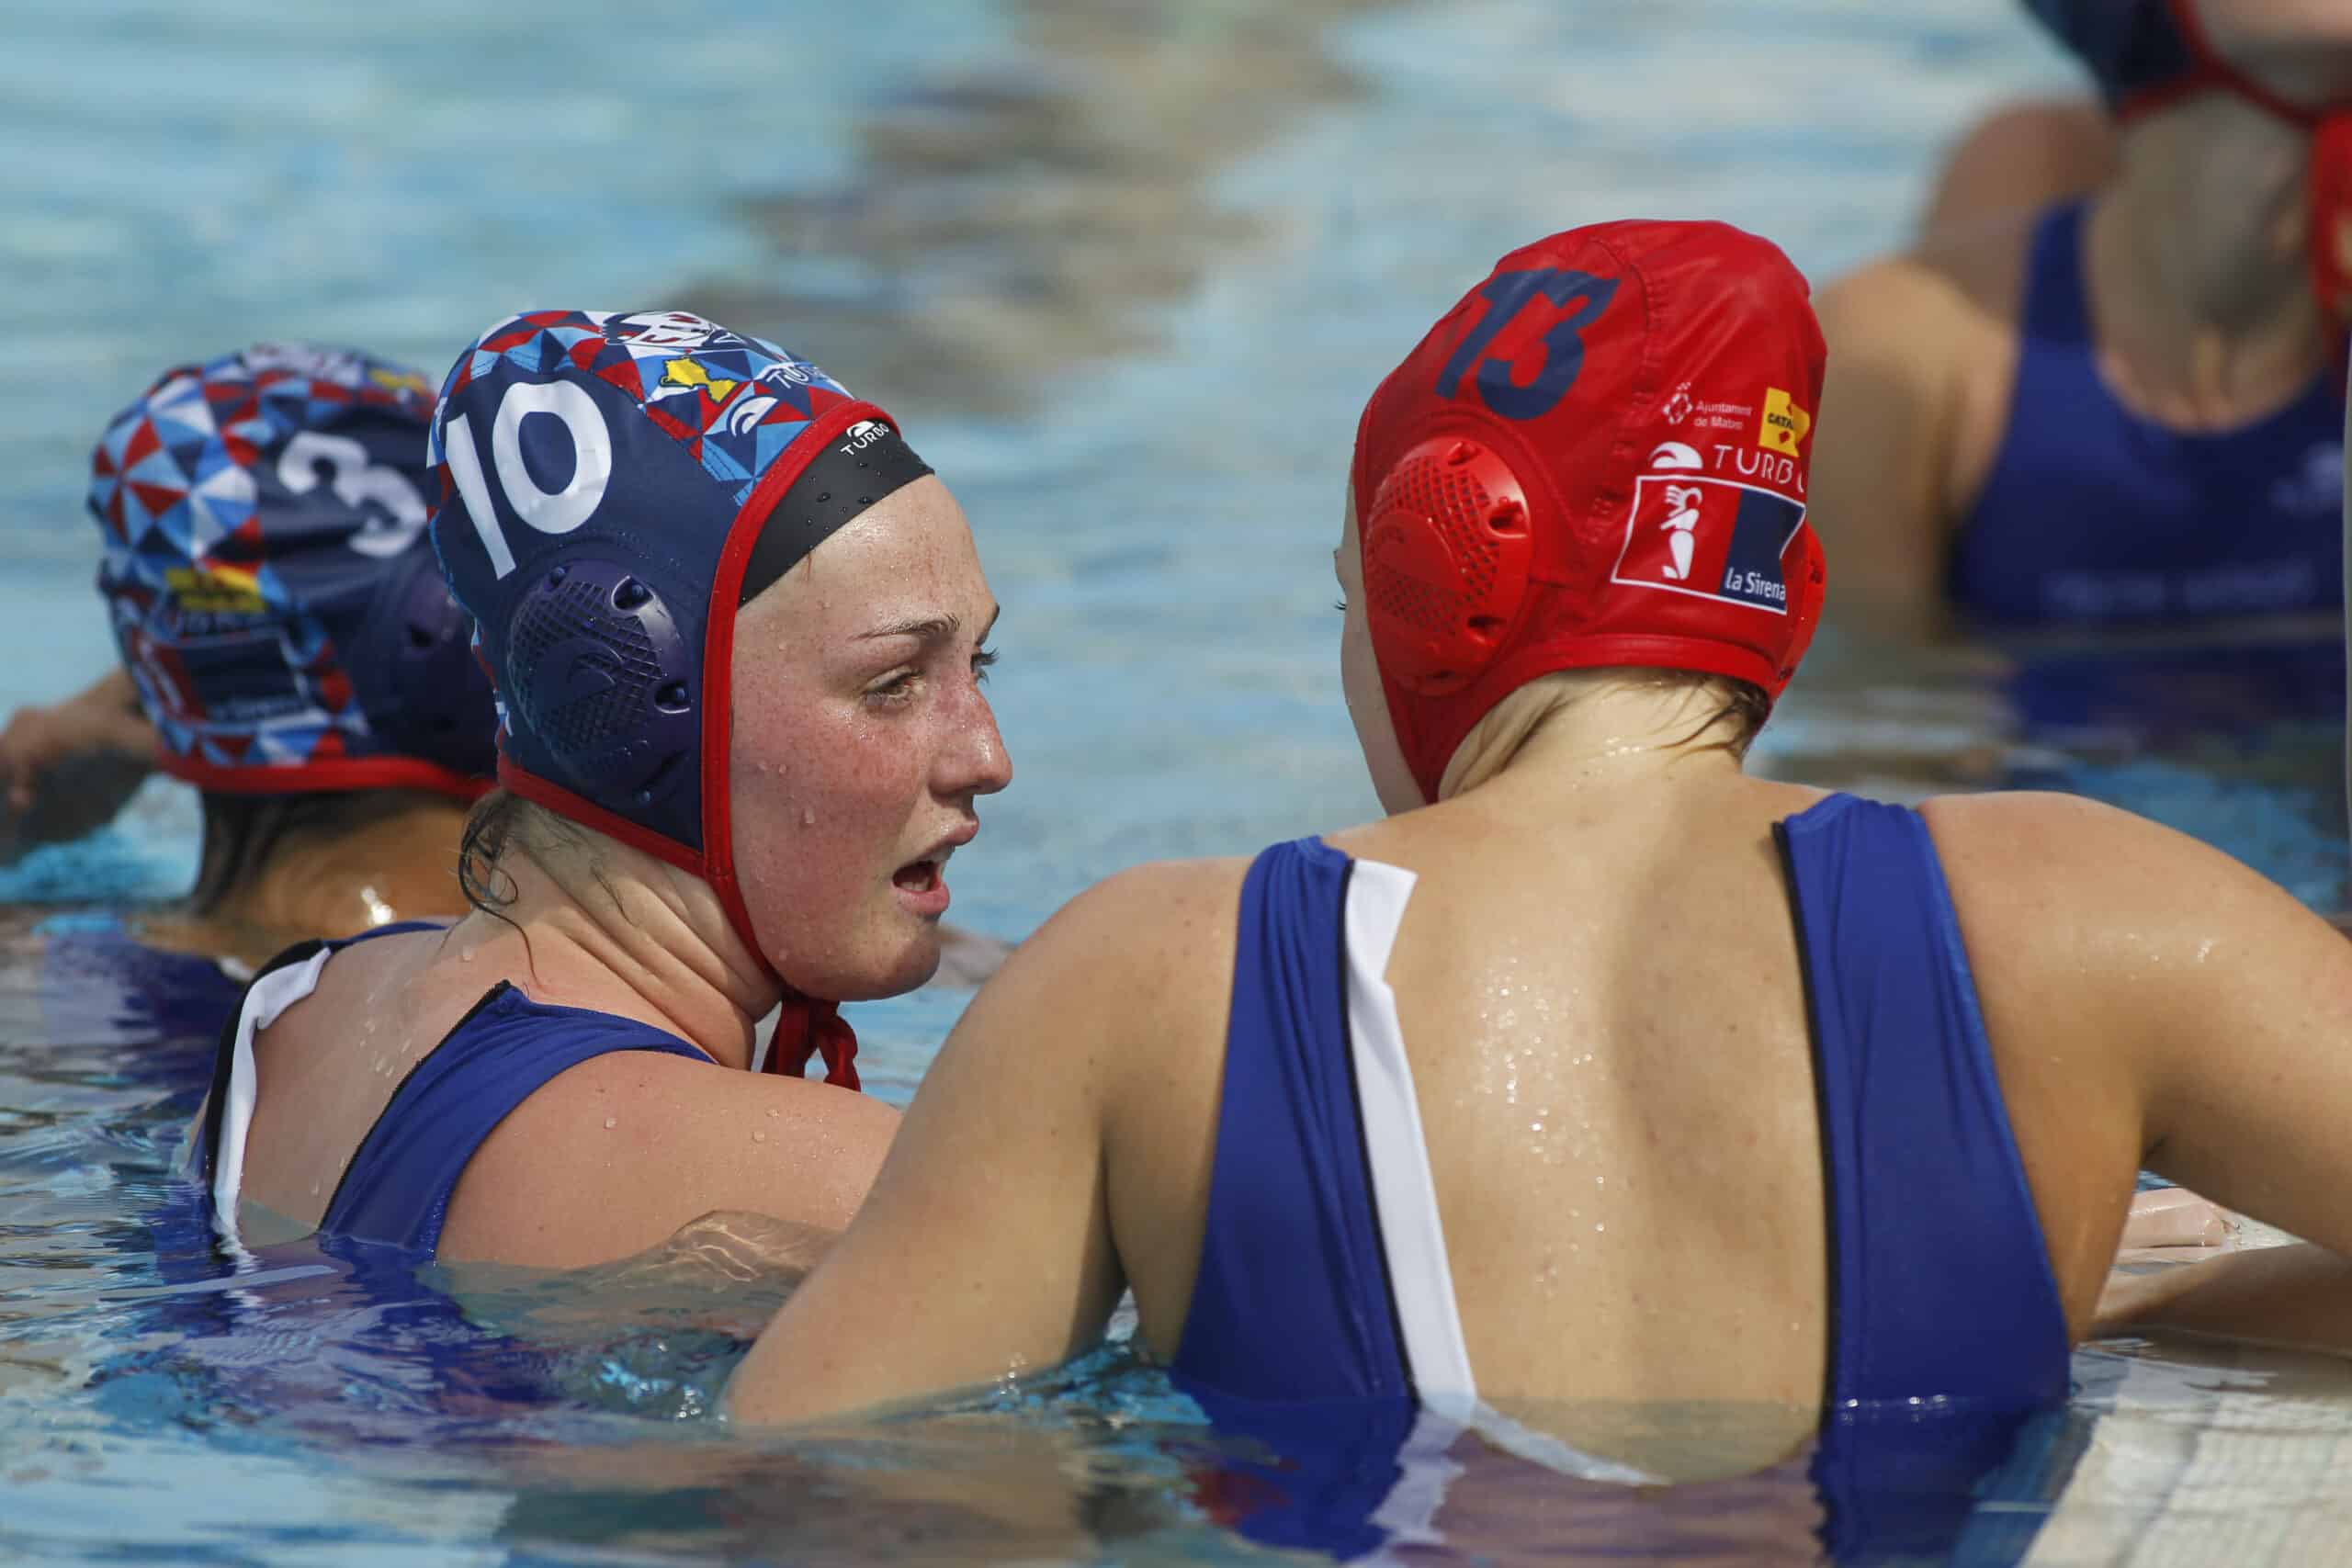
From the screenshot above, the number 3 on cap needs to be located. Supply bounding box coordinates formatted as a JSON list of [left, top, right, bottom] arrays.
[[443, 381, 615, 578]]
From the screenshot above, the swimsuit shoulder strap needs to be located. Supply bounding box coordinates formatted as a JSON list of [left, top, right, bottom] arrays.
[[319, 986, 708, 1255], [1775, 793, 2070, 1409], [196, 922, 446, 1197], [1172, 837, 1465, 1406], [2016, 200, 2094, 346]]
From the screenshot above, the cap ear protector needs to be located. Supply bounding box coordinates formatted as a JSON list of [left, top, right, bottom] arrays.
[[503, 557, 701, 822], [346, 539, 499, 783], [1362, 437, 1535, 696]]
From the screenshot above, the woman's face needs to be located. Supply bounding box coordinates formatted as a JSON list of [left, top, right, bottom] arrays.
[[728, 476, 1012, 999], [1337, 490, 1426, 816]]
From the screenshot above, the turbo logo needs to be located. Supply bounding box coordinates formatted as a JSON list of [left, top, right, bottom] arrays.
[[1435, 267, 1620, 421]]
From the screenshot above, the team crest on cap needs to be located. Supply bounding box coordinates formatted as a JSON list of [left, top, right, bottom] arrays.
[[1610, 474, 1806, 614]]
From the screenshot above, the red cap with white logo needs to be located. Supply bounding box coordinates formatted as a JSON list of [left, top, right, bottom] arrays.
[[1351, 220, 1828, 804]]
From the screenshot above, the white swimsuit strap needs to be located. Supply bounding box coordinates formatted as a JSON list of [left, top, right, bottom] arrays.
[[1341, 857, 1476, 1404], [1340, 855, 1663, 1535], [209, 944, 338, 1242]]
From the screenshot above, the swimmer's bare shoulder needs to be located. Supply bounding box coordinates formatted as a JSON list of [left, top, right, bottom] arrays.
[[729, 854, 1249, 1422], [1922, 791, 2352, 1334], [1811, 217, 2035, 637], [437, 1047, 900, 1270]]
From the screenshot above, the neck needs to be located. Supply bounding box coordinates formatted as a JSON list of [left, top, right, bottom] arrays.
[[235, 798, 471, 934], [147, 797, 475, 969], [447, 828, 779, 1070], [2087, 99, 2327, 424], [1440, 676, 1748, 806]]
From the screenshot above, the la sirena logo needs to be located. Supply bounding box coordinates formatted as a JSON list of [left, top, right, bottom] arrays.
[[1436, 266, 1620, 422]]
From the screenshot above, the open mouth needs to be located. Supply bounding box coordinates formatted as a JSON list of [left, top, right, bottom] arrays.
[[892, 859, 942, 894]]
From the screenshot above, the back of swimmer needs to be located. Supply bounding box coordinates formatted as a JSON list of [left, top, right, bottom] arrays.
[[1812, 0, 2352, 638], [14, 344, 499, 969], [729, 224, 2352, 1487], [192, 310, 1007, 1269]]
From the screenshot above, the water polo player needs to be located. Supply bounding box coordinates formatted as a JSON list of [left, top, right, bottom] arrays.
[[42, 344, 498, 963], [190, 310, 1007, 1266], [1813, 0, 2352, 637], [728, 223, 2352, 1480]]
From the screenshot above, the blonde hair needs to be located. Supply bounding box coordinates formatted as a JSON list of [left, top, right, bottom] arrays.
[[457, 788, 607, 923], [1436, 668, 1770, 800]]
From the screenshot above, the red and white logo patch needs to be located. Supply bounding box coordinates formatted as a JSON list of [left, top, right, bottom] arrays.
[[1609, 474, 1806, 615]]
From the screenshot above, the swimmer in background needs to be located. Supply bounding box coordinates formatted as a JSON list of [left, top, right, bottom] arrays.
[[1812, 0, 2352, 639], [726, 223, 2352, 1502], [190, 310, 1007, 1268], [24, 345, 500, 971]]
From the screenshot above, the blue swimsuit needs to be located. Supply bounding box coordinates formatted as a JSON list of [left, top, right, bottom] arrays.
[[1950, 203, 2343, 629], [1170, 798, 2074, 1557], [1173, 796, 2068, 1412], [195, 924, 707, 1255]]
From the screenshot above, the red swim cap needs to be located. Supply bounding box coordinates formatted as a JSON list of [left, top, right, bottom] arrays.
[[1351, 220, 1827, 804]]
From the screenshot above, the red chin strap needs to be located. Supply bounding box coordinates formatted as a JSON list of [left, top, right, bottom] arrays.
[[761, 998, 861, 1091], [2120, 0, 2352, 327], [701, 402, 880, 1095], [499, 759, 864, 1092]]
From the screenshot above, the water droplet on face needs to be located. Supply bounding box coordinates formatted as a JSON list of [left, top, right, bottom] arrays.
[[800, 808, 816, 828], [459, 948, 476, 964], [309, 1180, 321, 1198], [1595, 1222, 1607, 1234], [752, 1130, 767, 1144], [603, 1116, 617, 1131]]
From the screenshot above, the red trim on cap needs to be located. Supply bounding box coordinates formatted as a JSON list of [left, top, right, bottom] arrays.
[[2117, 0, 2324, 127], [157, 750, 492, 805], [495, 756, 708, 881], [696, 398, 896, 971], [697, 398, 897, 1097]]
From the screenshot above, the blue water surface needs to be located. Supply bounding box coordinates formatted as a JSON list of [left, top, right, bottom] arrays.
[[1, 0, 2343, 1562]]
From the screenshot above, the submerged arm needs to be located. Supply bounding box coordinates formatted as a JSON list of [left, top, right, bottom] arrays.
[[2098, 1245, 2352, 1357]]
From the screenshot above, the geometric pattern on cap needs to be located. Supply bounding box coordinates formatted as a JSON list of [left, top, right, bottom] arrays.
[[427, 309, 855, 508], [87, 344, 437, 776]]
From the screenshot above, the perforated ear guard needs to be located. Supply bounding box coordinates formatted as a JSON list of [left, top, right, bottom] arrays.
[[1362, 437, 1535, 695], [503, 556, 701, 828], [346, 542, 497, 782]]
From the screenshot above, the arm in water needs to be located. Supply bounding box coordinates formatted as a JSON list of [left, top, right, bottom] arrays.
[[2098, 1246, 2352, 1358], [1932, 791, 2352, 1342]]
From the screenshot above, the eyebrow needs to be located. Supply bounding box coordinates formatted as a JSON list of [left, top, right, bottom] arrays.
[[858, 604, 1001, 646]]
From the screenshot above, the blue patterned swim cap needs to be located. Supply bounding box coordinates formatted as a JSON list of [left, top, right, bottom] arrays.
[[89, 344, 497, 801], [427, 310, 932, 1088]]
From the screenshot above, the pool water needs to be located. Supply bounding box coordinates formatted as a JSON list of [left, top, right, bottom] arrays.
[[3, 0, 2348, 1562]]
